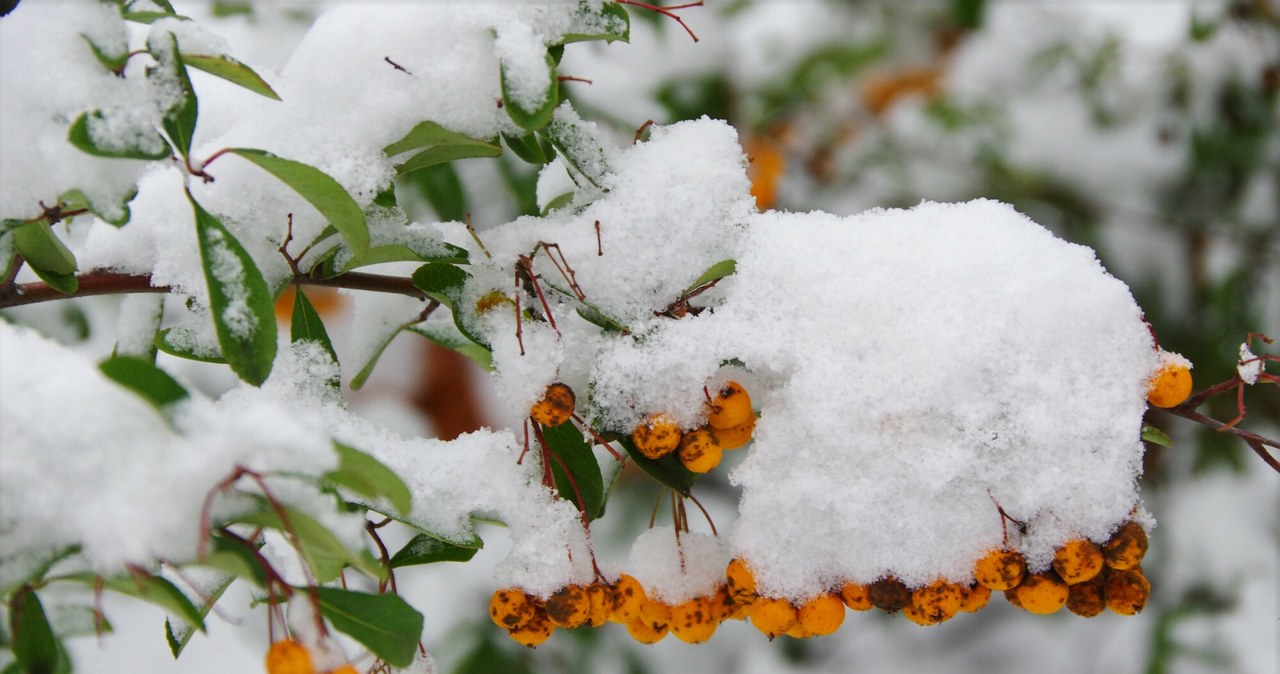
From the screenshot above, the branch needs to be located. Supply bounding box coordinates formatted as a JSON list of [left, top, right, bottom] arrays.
[[1165, 404, 1280, 473], [0, 269, 427, 310]]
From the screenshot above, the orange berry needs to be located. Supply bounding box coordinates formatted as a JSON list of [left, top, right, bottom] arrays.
[[902, 604, 943, 627], [608, 574, 646, 624], [1147, 361, 1192, 408], [530, 382, 575, 427], [678, 428, 723, 473], [748, 597, 797, 639], [669, 596, 719, 643], [958, 583, 991, 613], [584, 582, 612, 627], [784, 623, 815, 639], [489, 588, 536, 630], [797, 593, 845, 636], [1102, 521, 1148, 570], [839, 582, 873, 611], [507, 609, 554, 647], [911, 580, 963, 623], [545, 584, 590, 628], [974, 549, 1026, 591], [266, 639, 314, 674], [638, 596, 671, 627], [474, 290, 515, 315], [625, 615, 669, 644], [328, 666, 359, 674], [868, 577, 912, 612], [708, 417, 755, 450], [725, 558, 758, 605], [1012, 572, 1069, 614], [744, 137, 786, 211], [1052, 539, 1104, 585], [708, 584, 738, 621], [1066, 574, 1107, 618], [632, 414, 682, 459], [1104, 568, 1150, 615], [706, 381, 752, 429]]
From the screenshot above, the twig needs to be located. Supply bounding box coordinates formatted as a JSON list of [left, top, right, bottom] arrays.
[[617, 0, 704, 42]]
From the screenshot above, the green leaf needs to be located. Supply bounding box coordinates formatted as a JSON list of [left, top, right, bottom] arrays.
[[10, 589, 68, 674], [80, 34, 129, 73], [400, 163, 468, 222], [541, 422, 606, 520], [387, 534, 481, 568], [617, 434, 695, 496], [62, 572, 205, 634], [502, 131, 550, 165], [560, 2, 630, 44], [99, 355, 189, 411], [326, 442, 412, 516], [338, 243, 466, 274], [541, 107, 610, 189], [188, 192, 277, 386], [394, 143, 504, 177], [200, 533, 268, 588], [0, 547, 79, 598], [575, 304, 627, 335], [235, 504, 379, 583], [13, 223, 76, 276], [384, 120, 499, 158], [224, 148, 369, 256], [313, 588, 423, 668], [408, 321, 493, 372], [540, 192, 573, 215], [182, 53, 281, 101], [149, 33, 198, 160], [411, 263, 468, 303], [59, 187, 136, 227], [684, 259, 736, 294], [500, 52, 559, 132], [164, 572, 234, 659], [349, 323, 407, 391], [155, 328, 226, 364], [289, 287, 338, 365], [1142, 425, 1173, 447]]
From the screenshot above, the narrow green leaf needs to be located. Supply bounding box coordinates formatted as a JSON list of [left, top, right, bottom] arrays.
[[349, 324, 407, 391], [411, 263, 468, 303], [684, 259, 736, 294], [560, 2, 630, 44], [388, 534, 481, 568], [62, 572, 205, 634], [575, 305, 627, 335], [99, 355, 189, 410], [502, 132, 550, 165], [384, 120, 498, 158], [150, 34, 198, 160], [201, 533, 268, 588], [541, 422, 606, 520], [59, 186, 136, 227], [326, 442, 412, 516], [182, 53, 281, 100], [1141, 425, 1173, 447], [235, 504, 374, 583], [500, 52, 559, 132], [155, 327, 226, 364], [541, 110, 611, 189], [10, 589, 67, 674], [13, 222, 76, 276], [313, 587, 423, 667], [338, 244, 465, 274], [188, 192, 277, 386], [80, 34, 128, 73], [540, 192, 573, 215], [395, 144, 503, 177], [409, 321, 493, 372], [401, 162, 468, 222], [289, 288, 338, 364], [225, 148, 369, 256], [617, 434, 695, 496], [164, 572, 234, 659]]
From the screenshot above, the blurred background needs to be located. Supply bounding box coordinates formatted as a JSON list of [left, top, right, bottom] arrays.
[[22, 1, 1276, 672]]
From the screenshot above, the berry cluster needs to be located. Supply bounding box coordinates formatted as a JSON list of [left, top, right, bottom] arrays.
[[631, 381, 756, 474]]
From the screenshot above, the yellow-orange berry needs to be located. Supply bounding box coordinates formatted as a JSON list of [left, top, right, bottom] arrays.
[[725, 558, 758, 605], [749, 597, 798, 638], [708, 417, 755, 450], [609, 574, 646, 624], [328, 666, 359, 674], [911, 580, 963, 623], [868, 577, 912, 612], [974, 549, 1026, 591], [638, 596, 671, 627], [1104, 568, 1150, 615], [530, 382, 575, 427], [626, 615, 669, 644], [669, 597, 719, 644], [475, 290, 515, 315], [797, 593, 845, 636], [584, 582, 612, 627], [266, 639, 314, 674], [707, 381, 753, 429], [839, 582, 873, 611], [958, 583, 991, 613], [1102, 521, 1148, 570], [902, 604, 942, 627], [632, 414, 682, 459], [708, 584, 738, 621], [1066, 574, 1107, 618], [1052, 539, 1105, 585], [678, 428, 723, 473], [1012, 572, 1069, 614], [489, 588, 536, 630], [507, 610, 554, 647], [545, 584, 590, 628], [784, 622, 816, 639], [1147, 361, 1192, 408]]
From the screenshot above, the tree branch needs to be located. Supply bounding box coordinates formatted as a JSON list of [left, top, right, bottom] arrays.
[[0, 269, 427, 310]]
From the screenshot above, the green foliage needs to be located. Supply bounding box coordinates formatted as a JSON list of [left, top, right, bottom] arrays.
[[541, 422, 606, 520], [326, 442, 413, 516], [12, 223, 77, 294], [312, 587, 423, 667], [388, 534, 481, 568], [181, 53, 281, 100], [501, 53, 560, 131], [98, 354, 189, 412], [9, 589, 70, 674]]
